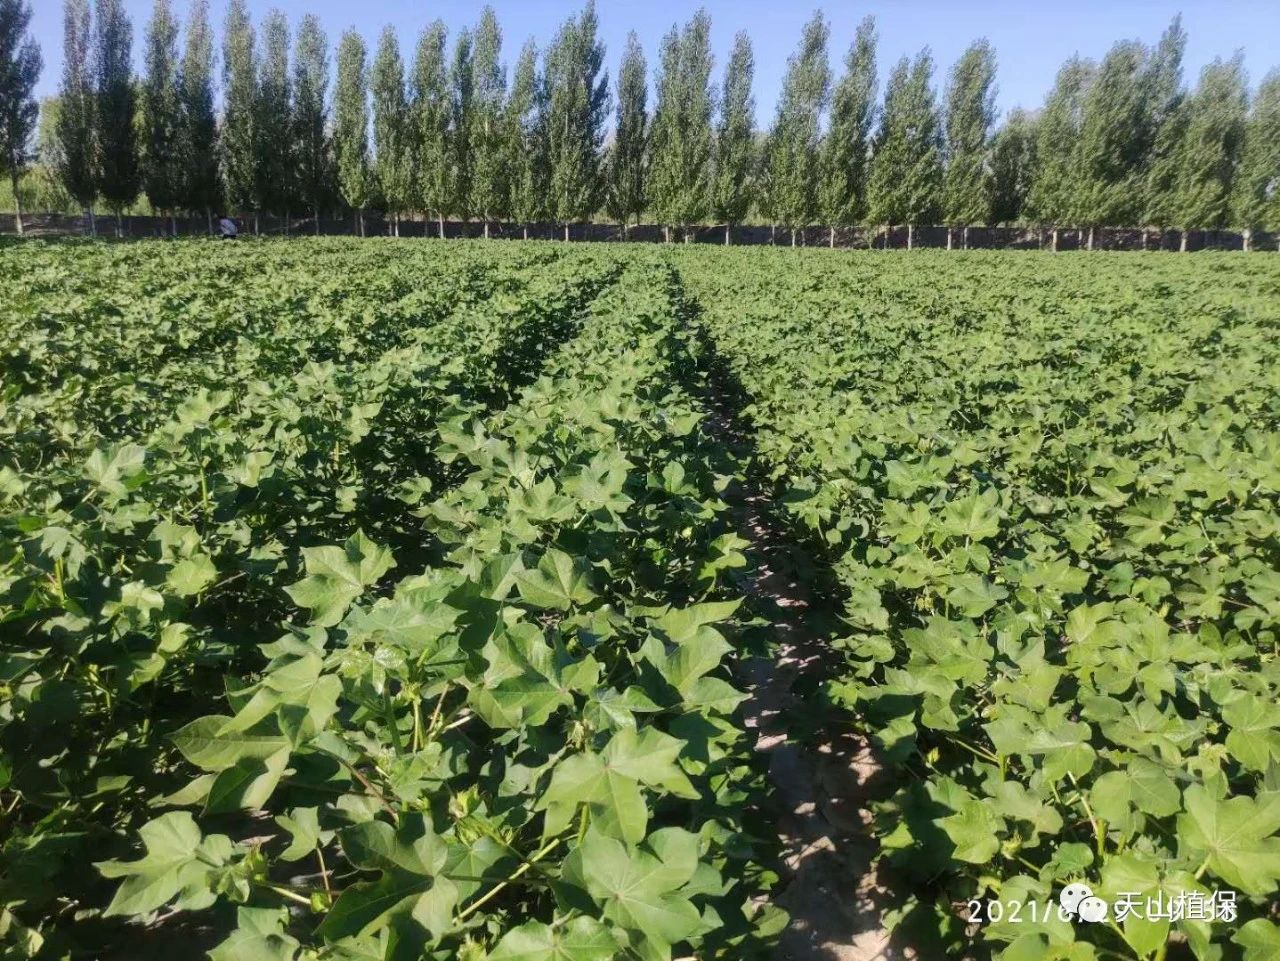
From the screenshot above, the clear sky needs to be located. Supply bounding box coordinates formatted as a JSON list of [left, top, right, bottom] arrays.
[[28, 0, 1280, 125]]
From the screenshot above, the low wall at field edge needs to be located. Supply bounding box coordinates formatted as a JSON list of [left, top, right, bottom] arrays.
[[0, 213, 1274, 251]]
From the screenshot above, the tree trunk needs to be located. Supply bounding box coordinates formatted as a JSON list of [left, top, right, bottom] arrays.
[[284, 209, 291, 237], [87, 206, 96, 237], [484, 220, 490, 239], [907, 223, 914, 250], [946, 227, 952, 250], [791, 228, 797, 247], [315, 205, 321, 235], [830, 225, 836, 248], [1180, 229, 1188, 253], [725, 223, 731, 246], [1087, 225, 1095, 251], [963, 225, 970, 250], [394, 214, 400, 238], [564, 223, 570, 242], [206, 208, 213, 236], [1243, 228, 1251, 253], [1051, 228, 1059, 253], [115, 210, 123, 238], [522, 224, 529, 241], [254, 211, 260, 235], [770, 223, 776, 245], [11, 178, 23, 236]]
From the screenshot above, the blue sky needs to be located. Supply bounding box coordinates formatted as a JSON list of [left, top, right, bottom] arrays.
[[29, 1, 1280, 125]]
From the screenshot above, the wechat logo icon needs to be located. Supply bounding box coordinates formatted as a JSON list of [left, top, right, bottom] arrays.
[[1060, 883, 1109, 923]]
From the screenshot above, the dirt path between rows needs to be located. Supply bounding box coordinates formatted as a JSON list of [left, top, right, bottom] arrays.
[[696, 362, 914, 961]]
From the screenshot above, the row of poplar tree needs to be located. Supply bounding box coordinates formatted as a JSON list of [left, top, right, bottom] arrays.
[[2, 0, 1280, 244]]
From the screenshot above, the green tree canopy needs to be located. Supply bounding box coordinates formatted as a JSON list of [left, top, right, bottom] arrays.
[[544, 1, 609, 231], [178, 0, 220, 218], [293, 14, 330, 228], [867, 49, 943, 227], [56, 0, 97, 215], [648, 9, 714, 237], [141, 0, 182, 217], [0, 0, 42, 232], [943, 38, 996, 225], [371, 25, 413, 226], [412, 20, 449, 230], [334, 30, 371, 225], [711, 31, 754, 237], [818, 16, 877, 236], [95, 0, 140, 220], [221, 0, 259, 218], [605, 31, 646, 229], [990, 107, 1036, 224], [469, 7, 506, 231], [1232, 70, 1280, 237]]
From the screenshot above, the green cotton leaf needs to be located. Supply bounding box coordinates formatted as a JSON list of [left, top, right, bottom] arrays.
[[316, 873, 431, 942], [95, 812, 234, 917], [166, 554, 218, 597], [488, 917, 619, 961], [652, 599, 740, 645], [218, 653, 342, 739], [513, 549, 597, 611], [285, 530, 394, 627], [945, 575, 1008, 617], [940, 487, 1002, 541], [1223, 695, 1280, 772], [170, 716, 291, 772], [209, 907, 301, 961], [1235, 919, 1280, 961], [566, 829, 702, 949], [342, 595, 461, 655], [1177, 785, 1280, 896], [83, 442, 148, 496], [274, 807, 333, 862], [939, 797, 1004, 863], [1024, 720, 1096, 781], [539, 751, 648, 846], [338, 815, 447, 876], [204, 748, 290, 813], [660, 630, 732, 696], [601, 727, 698, 799]]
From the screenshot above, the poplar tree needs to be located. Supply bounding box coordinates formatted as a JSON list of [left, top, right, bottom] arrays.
[[1233, 71, 1280, 249], [258, 11, 294, 226], [544, 1, 609, 239], [221, 0, 260, 229], [605, 31, 646, 235], [179, 0, 219, 229], [712, 31, 753, 245], [1075, 41, 1147, 247], [371, 26, 413, 234], [505, 39, 544, 238], [0, 0, 41, 234], [867, 50, 942, 247], [1139, 16, 1187, 229], [469, 8, 505, 236], [413, 21, 449, 237], [447, 28, 473, 224], [57, 0, 96, 231], [990, 107, 1036, 225], [142, 0, 182, 230], [1166, 56, 1246, 249], [818, 16, 876, 246], [95, 0, 139, 232], [648, 10, 714, 241], [335, 30, 371, 235], [293, 14, 330, 233], [943, 39, 996, 245], [1027, 56, 1092, 249], [761, 11, 829, 244]]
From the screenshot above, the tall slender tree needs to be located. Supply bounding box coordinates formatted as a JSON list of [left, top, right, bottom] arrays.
[[258, 11, 293, 228], [95, 0, 139, 232], [544, 1, 609, 239], [469, 8, 505, 236], [372, 26, 413, 234], [1233, 70, 1280, 250], [711, 31, 753, 245], [648, 9, 714, 241], [605, 31, 646, 235], [142, 0, 182, 231], [293, 14, 329, 233], [990, 107, 1036, 225], [1074, 40, 1148, 247], [504, 39, 544, 238], [761, 11, 829, 244], [867, 50, 943, 248], [943, 39, 996, 246], [0, 0, 41, 234], [335, 29, 371, 236], [221, 0, 259, 230], [447, 27, 474, 226], [1166, 55, 1247, 249], [57, 0, 96, 232], [818, 16, 876, 246], [1027, 56, 1092, 249], [413, 21, 449, 237], [179, 0, 219, 230], [1140, 16, 1187, 233]]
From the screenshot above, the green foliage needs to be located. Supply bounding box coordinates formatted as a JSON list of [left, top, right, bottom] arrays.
[[0, 0, 41, 218], [867, 49, 942, 226], [647, 10, 714, 234], [504, 39, 545, 227], [412, 21, 449, 226], [292, 14, 331, 221], [761, 11, 828, 234], [817, 16, 876, 231], [221, 0, 259, 215], [605, 32, 646, 227], [711, 32, 754, 231], [990, 107, 1036, 224], [334, 29, 370, 215], [371, 26, 414, 222], [1233, 71, 1280, 234], [469, 6, 506, 226], [257, 11, 294, 218], [141, 0, 182, 215], [56, 0, 96, 211], [680, 244, 1280, 961], [95, 0, 139, 216], [543, 1, 609, 228], [942, 39, 996, 225], [178, 0, 220, 216]]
